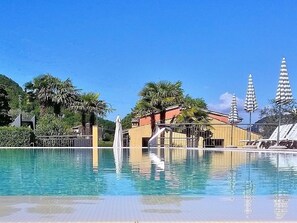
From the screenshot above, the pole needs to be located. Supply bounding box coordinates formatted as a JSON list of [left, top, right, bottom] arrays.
[[277, 105, 281, 146], [92, 125, 98, 172], [231, 124, 234, 146], [249, 112, 252, 143]]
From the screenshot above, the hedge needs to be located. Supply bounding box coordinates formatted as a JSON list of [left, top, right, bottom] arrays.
[[0, 127, 35, 147]]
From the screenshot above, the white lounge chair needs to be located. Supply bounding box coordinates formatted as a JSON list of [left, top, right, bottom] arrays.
[[257, 124, 293, 149], [279, 124, 297, 149]]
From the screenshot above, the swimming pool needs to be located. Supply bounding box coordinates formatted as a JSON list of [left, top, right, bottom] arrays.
[[1, 148, 297, 221]]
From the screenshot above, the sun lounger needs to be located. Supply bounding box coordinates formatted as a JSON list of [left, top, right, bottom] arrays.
[[278, 124, 297, 149], [257, 124, 293, 149]]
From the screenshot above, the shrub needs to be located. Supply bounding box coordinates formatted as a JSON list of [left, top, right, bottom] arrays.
[[99, 140, 113, 147], [0, 127, 34, 147], [35, 114, 70, 136]]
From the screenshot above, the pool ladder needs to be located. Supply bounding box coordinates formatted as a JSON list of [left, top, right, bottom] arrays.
[[148, 126, 172, 148]]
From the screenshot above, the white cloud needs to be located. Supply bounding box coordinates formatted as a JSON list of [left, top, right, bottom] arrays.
[[208, 92, 245, 114]]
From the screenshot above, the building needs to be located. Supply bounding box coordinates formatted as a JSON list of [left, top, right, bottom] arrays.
[[128, 106, 260, 148]]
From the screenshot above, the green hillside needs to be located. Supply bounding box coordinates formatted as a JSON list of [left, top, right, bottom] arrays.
[[0, 74, 25, 109]]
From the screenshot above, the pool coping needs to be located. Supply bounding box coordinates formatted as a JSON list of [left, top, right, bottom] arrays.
[[1, 146, 297, 152]]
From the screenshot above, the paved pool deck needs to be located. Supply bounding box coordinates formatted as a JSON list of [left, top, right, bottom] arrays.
[[1, 195, 297, 222]]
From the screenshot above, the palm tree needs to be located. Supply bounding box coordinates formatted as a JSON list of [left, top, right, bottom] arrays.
[[24, 74, 59, 115], [134, 81, 184, 148], [72, 92, 111, 135], [176, 96, 210, 147], [52, 78, 79, 116], [25, 74, 79, 116], [135, 81, 184, 133]]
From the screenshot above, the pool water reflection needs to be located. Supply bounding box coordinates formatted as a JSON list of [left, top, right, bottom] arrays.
[[1, 148, 297, 196], [1, 148, 297, 221]]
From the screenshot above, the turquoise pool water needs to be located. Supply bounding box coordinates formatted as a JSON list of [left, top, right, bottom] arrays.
[[1, 148, 297, 196]]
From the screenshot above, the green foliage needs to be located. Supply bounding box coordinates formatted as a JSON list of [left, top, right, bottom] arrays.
[[0, 74, 25, 109], [99, 140, 113, 147], [121, 113, 132, 129], [35, 114, 70, 136], [62, 109, 81, 128], [134, 80, 184, 135], [2, 73, 112, 126], [0, 85, 12, 126], [24, 74, 79, 116], [135, 80, 184, 116], [177, 95, 208, 124], [102, 132, 112, 141], [0, 127, 34, 147], [182, 95, 207, 109], [73, 92, 112, 127], [98, 117, 115, 131]]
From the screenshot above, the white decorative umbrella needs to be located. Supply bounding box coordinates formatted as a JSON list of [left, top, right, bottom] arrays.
[[228, 94, 241, 146], [113, 116, 123, 174], [244, 74, 258, 142], [229, 94, 241, 124], [275, 58, 293, 145]]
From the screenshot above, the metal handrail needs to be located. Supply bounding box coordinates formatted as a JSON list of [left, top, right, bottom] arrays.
[[148, 127, 172, 148]]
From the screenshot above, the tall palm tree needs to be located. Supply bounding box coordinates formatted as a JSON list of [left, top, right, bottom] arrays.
[[53, 78, 79, 116], [24, 74, 60, 115], [72, 92, 111, 135], [25, 74, 79, 116], [135, 81, 184, 137]]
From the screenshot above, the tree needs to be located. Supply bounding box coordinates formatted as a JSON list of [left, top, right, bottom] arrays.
[[97, 117, 115, 131], [35, 114, 70, 136], [177, 95, 208, 123], [0, 85, 12, 126], [0, 74, 25, 109], [52, 78, 79, 116], [176, 96, 210, 147], [258, 99, 297, 138], [72, 92, 111, 134], [134, 81, 184, 134], [24, 74, 60, 115], [25, 74, 78, 116], [121, 113, 133, 130]]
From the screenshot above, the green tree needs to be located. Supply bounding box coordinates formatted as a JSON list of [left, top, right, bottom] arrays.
[[24, 74, 60, 115], [134, 81, 184, 134], [121, 113, 133, 129], [72, 92, 111, 134], [176, 96, 209, 147], [24, 74, 78, 116], [35, 114, 70, 136], [97, 117, 115, 131], [0, 85, 12, 126], [52, 78, 79, 115], [177, 95, 208, 123], [0, 74, 25, 109], [62, 110, 82, 128]]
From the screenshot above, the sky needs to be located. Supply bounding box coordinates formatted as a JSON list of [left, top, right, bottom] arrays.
[[0, 1, 297, 123]]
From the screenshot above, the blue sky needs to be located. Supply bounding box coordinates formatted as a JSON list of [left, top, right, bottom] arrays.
[[0, 1, 297, 123]]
